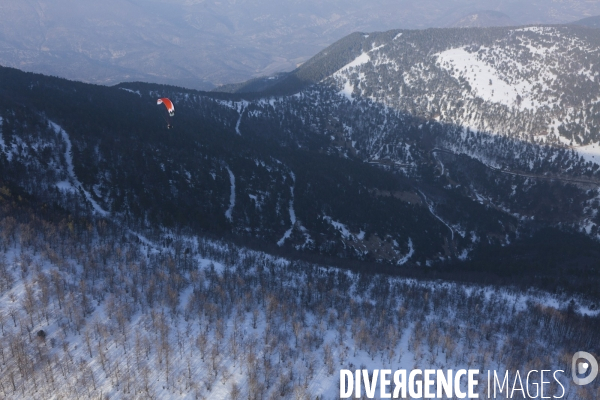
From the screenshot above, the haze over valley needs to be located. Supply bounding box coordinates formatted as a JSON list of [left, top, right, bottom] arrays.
[[1, 0, 600, 88]]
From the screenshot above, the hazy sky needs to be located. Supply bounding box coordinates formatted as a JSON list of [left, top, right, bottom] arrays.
[[0, 0, 598, 89]]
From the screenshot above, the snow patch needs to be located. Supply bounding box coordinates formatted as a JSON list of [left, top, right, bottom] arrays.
[[323, 215, 352, 239], [397, 238, 414, 265], [277, 172, 297, 246], [225, 166, 235, 222], [235, 103, 246, 135], [55, 180, 75, 192], [50, 121, 109, 216], [436, 47, 541, 110], [0, 116, 4, 154], [119, 87, 141, 97], [572, 142, 600, 165], [336, 53, 370, 74], [332, 52, 373, 100]]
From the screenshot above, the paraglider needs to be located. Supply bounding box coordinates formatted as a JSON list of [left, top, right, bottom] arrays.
[[157, 98, 175, 129]]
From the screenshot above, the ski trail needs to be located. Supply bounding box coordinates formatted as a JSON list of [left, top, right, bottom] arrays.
[[225, 166, 235, 221], [235, 104, 245, 135], [418, 190, 454, 240], [397, 238, 414, 265], [50, 121, 109, 217], [277, 171, 296, 246], [214, 99, 247, 135]]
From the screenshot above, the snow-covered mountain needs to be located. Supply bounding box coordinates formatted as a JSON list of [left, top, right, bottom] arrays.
[[195, 25, 600, 241], [223, 25, 600, 155], [326, 26, 600, 149]]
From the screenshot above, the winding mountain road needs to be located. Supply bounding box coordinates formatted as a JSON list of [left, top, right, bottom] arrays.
[[431, 148, 600, 187]]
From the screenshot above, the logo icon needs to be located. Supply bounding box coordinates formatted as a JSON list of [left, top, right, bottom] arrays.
[[572, 352, 598, 385]]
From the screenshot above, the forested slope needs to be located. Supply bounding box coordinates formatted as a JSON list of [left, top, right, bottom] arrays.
[[0, 177, 598, 399]]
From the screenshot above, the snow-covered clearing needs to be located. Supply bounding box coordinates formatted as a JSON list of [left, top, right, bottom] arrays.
[[573, 142, 600, 164], [322, 215, 354, 240], [333, 43, 386, 100], [436, 46, 545, 111]]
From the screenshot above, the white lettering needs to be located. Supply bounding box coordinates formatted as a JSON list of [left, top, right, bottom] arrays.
[[393, 370, 407, 398], [511, 370, 525, 398], [409, 369, 423, 399], [340, 370, 353, 399], [527, 370, 539, 398], [553, 370, 565, 399], [541, 370, 551, 399], [468, 370, 479, 398], [438, 370, 453, 398], [380, 370, 392, 399], [455, 369, 467, 399], [493, 370, 509, 398], [424, 369, 435, 398], [363, 370, 378, 399]]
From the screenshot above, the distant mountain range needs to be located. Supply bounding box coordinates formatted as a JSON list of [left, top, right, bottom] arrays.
[[572, 15, 600, 28], [449, 11, 514, 28], [1, 1, 600, 89]]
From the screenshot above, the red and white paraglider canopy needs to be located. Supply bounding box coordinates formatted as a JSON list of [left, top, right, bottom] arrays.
[[157, 98, 175, 117]]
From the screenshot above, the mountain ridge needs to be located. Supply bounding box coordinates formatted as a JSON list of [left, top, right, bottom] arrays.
[[449, 10, 515, 28], [3, 22, 600, 270], [571, 15, 600, 28], [3, 1, 600, 89]]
